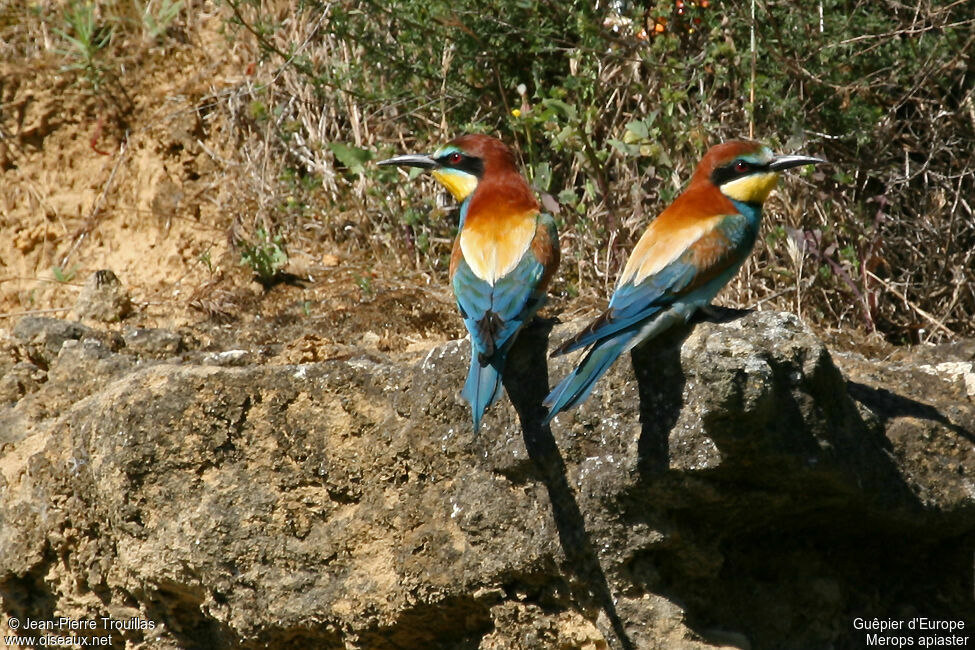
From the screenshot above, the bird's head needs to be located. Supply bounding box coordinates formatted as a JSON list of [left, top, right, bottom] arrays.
[[378, 135, 519, 202], [693, 140, 823, 205]]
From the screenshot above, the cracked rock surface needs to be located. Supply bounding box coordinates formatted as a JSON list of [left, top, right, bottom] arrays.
[[1, 311, 973, 649]]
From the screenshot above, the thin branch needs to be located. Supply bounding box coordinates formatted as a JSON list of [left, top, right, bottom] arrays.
[[866, 270, 954, 336], [0, 307, 74, 319], [61, 138, 129, 267]]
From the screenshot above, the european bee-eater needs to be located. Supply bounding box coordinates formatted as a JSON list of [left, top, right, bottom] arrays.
[[379, 135, 560, 433], [543, 140, 822, 422]]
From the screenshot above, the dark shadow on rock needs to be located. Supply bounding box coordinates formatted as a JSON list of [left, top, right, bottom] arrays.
[[141, 586, 239, 650], [641, 518, 975, 650], [358, 596, 491, 650], [631, 305, 750, 473], [621, 310, 975, 649], [630, 323, 692, 474], [0, 560, 60, 641], [254, 271, 307, 290], [502, 318, 635, 650], [848, 380, 975, 444]]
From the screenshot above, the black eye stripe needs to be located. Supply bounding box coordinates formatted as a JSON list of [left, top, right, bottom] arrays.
[[438, 151, 466, 166], [711, 158, 768, 187], [435, 152, 485, 178]]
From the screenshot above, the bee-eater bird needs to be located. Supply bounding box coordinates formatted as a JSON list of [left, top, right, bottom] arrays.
[[543, 140, 822, 422], [378, 135, 560, 433]]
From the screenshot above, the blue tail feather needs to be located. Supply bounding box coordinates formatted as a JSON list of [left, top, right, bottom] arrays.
[[462, 346, 505, 434], [542, 332, 636, 424]]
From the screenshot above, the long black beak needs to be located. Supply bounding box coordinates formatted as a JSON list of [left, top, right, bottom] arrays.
[[769, 154, 825, 172], [376, 153, 439, 170]]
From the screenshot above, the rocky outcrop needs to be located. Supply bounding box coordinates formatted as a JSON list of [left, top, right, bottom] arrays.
[[1, 312, 973, 649]]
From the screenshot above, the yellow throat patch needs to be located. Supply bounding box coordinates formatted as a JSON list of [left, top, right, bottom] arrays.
[[720, 171, 781, 204], [432, 169, 479, 201]]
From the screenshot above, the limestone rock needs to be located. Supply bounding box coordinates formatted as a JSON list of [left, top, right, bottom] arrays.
[[0, 311, 972, 649], [0, 361, 46, 404], [74, 269, 132, 322], [122, 328, 185, 359], [12, 315, 94, 366]]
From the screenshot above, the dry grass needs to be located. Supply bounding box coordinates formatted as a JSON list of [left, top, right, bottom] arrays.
[[3, 0, 972, 346], [215, 0, 974, 343]]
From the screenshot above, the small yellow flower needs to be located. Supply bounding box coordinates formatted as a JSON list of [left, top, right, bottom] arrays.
[[511, 109, 522, 118]]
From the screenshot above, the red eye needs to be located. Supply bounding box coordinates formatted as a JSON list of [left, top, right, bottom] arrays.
[[447, 152, 464, 165], [734, 160, 749, 172]]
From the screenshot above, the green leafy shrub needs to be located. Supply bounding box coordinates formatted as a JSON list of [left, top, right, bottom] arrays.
[[239, 228, 289, 287], [222, 0, 974, 342], [54, 1, 114, 92]]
